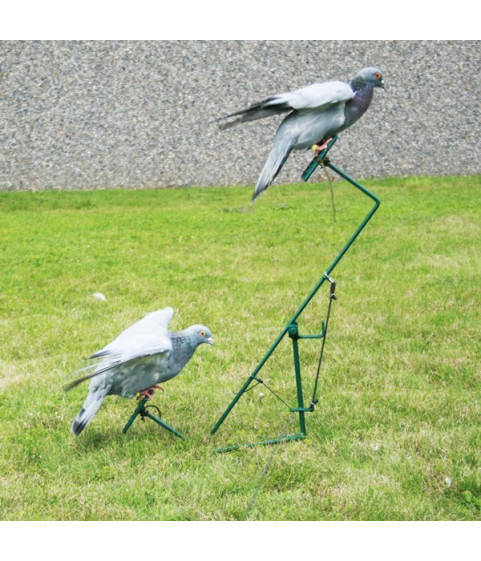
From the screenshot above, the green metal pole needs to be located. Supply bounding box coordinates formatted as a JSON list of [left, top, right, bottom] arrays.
[[288, 322, 307, 436], [210, 374, 259, 435], [323, 160, 380, 278], [123, 397, 148, 433], [211, 137, 380, 442], [141, 409, 186, 440]]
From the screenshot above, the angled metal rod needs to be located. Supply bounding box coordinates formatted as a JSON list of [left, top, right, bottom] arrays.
[[215, 433, 305, 454], [123, 397, 149, 433], [123, 397, 185, 439], [141, 410, 186, 440], [211, 137, 380, 443]]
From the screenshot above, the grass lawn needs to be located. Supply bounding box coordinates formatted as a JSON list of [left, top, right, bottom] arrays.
[[0, 175, 479, 520]]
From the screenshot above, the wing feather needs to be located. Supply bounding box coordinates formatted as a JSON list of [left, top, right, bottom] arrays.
[[218, 80, 353, 128], [91, 307, 174, 359], [268, 81, 353, 110], [65, 307, 174, 391]]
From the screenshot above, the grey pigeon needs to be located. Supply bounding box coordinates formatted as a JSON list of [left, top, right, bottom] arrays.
[[218, 67, 384, 201], [66, 307, 214, 436]]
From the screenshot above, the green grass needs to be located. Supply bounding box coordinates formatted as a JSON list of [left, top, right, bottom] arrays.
[[0, 175, 479, 520]]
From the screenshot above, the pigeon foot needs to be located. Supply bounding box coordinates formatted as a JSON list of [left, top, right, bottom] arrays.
[[138, 384, 164, 401], [312, 138, 333, 157]]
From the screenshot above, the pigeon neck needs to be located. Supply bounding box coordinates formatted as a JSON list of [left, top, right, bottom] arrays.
[[350, 78, 366, 91], [344, 82, 374, 125], [170, 331, 199, 371], [354, 83, 374, 104]]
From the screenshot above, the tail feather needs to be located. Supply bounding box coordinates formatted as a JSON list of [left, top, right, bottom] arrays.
[[218, 106, 291, 130], [217, 98, 291, 129], [71, 389, 107, 436], [251, 135, 296, 202]]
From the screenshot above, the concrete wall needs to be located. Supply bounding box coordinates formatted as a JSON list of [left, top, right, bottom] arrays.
[[1, 40, 479, 191]]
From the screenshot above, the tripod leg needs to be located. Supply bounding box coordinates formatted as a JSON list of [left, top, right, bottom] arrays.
[[122, 397, 185, 439], [141, 409, 185, 440], [122, 398, 148, 434]]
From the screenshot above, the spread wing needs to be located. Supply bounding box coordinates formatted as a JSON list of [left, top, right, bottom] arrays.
[[65, 307, 174, 391], [218, 80, 353, 129]]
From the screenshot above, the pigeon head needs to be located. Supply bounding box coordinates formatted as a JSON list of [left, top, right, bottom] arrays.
[[351, 67, 384, 89], [185, 324, 215, 346]]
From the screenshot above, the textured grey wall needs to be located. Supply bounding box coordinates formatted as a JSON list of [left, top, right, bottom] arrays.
[[1, 40, 480, 191]]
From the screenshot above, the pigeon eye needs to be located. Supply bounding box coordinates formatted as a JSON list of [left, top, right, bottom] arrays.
[[374, 72, 381, 79], [200, 330, 205, 337]]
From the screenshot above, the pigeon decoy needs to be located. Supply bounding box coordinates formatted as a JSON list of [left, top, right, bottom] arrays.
[[66, 307, 214, 436], [218, 67, 384, 201]]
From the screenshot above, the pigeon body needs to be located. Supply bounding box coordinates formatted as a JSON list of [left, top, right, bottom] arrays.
[[218, 67, 384, 201], [67, 307, 214, 435]]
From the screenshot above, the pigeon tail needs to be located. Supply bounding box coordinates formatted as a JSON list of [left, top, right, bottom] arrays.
[[219, 106, 291, 130], [252, 135, 296, 202], [71, 389, 108, 436]]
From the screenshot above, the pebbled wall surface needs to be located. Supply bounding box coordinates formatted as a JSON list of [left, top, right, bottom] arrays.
[[1, 40, 479, 191]]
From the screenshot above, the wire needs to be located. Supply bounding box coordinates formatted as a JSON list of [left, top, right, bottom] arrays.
[[321, 161, 337, 223], [243, 412, 294, 521], [310, 275, 337, 407]]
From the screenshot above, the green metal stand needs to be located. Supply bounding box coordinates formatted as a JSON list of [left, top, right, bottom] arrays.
[[211, 135, 380, 452], [122, 390, 185, 439]]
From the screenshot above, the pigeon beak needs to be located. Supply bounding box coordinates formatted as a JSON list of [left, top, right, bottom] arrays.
[[380, 79, 385, 90], [207, 337, 215, 346]]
